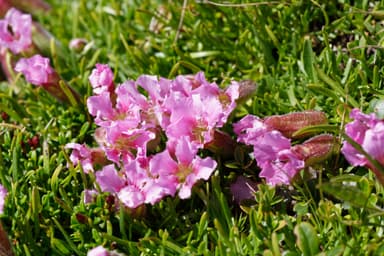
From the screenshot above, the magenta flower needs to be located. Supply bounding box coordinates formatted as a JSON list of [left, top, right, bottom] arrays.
[[234, 114, 304, 185], [150, 137, 217, 199], [0, 8, 32, 54], [83, 189, 98, 204], [233, 115, 267, 144], [342, 108, 384, 184], [117, 161, 176, 208], [0, 184, 7, 214], [341, 108, 379, 167], [14, 54, 56, 85], [15, 54, 81, 104], [65, 143, 94, 173], [87, 246, 110, 256], [87, 92, 116, 126], [362, 122, 384, 164], [89, 64, 114, 95], [258, 149, 304, 186], [96, 165, 125, 193]]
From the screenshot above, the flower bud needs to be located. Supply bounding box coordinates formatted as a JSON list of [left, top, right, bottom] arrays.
[[264, 110, 328, 138], [69, 38, 88, 52], [236, 80, 258, 105], [204, 129, 236, 159], [291, 134, 339, 167]]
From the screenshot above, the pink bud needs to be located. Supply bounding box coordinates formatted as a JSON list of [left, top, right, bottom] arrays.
[[69, 38, 87, 52]]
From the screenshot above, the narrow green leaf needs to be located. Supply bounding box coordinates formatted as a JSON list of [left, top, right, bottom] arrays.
[[190, 51, 220, 58], [315, 66, 359, 108], [320, 180, 382, 212], [306, 84, 343, 104], [292, 124, 339, 138], [52, 218, 82, 255], [303, 38, 316, 82]]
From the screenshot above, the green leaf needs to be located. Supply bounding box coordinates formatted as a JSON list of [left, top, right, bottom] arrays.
[[292, 124, 339, 138], [303, 38, 317, 82], [294, 222, 320, 256], [320, 179, 383, 212]]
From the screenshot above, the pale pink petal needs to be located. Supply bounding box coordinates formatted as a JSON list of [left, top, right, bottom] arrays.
[[89, 64, 114, 94], [96, 165, 125, 193]]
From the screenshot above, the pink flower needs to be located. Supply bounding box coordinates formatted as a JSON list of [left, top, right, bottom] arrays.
[[233, 115, 266, 144], [65, 143, 94, 173], [341, 108, 379, 166], [362, 122, 384, 164], [342, 108, 384, 184], [96, 165, 125, 193], [150, 137, 217, 199], [83, 189, 97, 204], [87, 92, 115, 126], [89, 64, 114, 95], [14, 54, 57, 85], [233, 114, 304, 185], [258, 149, 304, 186], [0, 8, 32, 54], [0, 184, 7, 214], [14, 54, 81, 103], [87, 246, 110, 256], [118, 161, 176, 208]]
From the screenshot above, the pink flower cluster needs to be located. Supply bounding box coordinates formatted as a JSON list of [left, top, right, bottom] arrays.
[[67, 65, 239, 208], [342, 108, 384, 182], [233, 115, 305, 186]]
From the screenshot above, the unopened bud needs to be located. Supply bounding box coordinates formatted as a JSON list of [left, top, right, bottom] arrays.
[[236, 80, 258, 104], [291, 134, 339, 167], [69, 38, 87, 52], [264, 110, 328, 138], [205, 129, 236, 159]]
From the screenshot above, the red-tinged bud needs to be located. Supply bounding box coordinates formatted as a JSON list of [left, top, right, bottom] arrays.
[[75, 213, 88, 224], [236, 80, 258, 104], [90, 148, 110, 169], [291, 134, 339, 167], [264, 110, 328, 138], [27, 135, 39, 149], [124, 204, 147, 219], [68, 38, 88, 52], [1, 111, 9, 121], [0, 0, 12, 17], [205, 129, 236, 159]]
